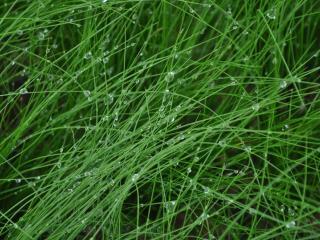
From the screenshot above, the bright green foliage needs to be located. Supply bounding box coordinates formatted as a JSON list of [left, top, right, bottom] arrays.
[[0, 0, 319, 239]]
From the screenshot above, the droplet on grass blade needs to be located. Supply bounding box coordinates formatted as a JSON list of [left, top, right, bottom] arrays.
[[218, 140, 226, 147], [84, 51, 93, 60], [251, 103, 260, 111], [280, 80, 287, 89], [165, 71, 175, 82], [282, 124, 289, 131], [198, 212, 210, 224], [230, 77, 237, 85], [131, 173, 139, 183], [285, 220, 296, 228], [83, 90, 92, 101], [244, 145, 252, 153], [17, 30, 23, 36], [202, 186, 210, 195], [15, 179, 21, 184], [187, 167, 192, 174], [248, 208, 257, 215], [177, 133, 185, 141], [164, 201, 176, 212], [19, 88, 28, 95], [266, 9, 276, 20], [38, 31, 45, 41]]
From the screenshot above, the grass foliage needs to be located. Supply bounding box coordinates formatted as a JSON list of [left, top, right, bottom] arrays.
[[0, 0, 320, 239]]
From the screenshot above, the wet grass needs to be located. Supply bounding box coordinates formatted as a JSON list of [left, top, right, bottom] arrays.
[[0, 0, 320, 239]]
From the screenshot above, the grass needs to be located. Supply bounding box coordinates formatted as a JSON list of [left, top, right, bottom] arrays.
[[0, 0, 319, 239]]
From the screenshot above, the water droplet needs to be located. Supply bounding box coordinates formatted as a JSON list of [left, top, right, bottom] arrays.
[[59, 147, 64, 153], [249, 208, 257, 215], [288, 207, 296, 216], [17, 30, 23, 36], [165, 71, 175, 82], [251, 103, 260, 111], [202, 186, 210, 195], [266, 9, 276, 20], [107, 94, 114, 105], [83, 90, 92, 101], [292, 75, 301, 83], [199, 212, 210, 223], [218, 140, 226, 147], [84, 51, 93, 60], [242, 30, 249, 35], [131, 173, 139, 183], [164, 201, 176, 212], [35, 176, 41, 180], [177, 133, 185, 141], [38, 32, 45, 41], [230, 77, 237, 85], [19, 88, 28, 95], [159, 105, 165, 112], [282, 124, 289, 131], [244, 145, 252, 153], [231, 21, 239, 30], [102, 56, 109, 64], [280, 80, 287, 89], [102, 0, 108, 3], [272, 57, 277, 64], [28, 182, 36, 188], [13, 223, 18, 229], [187, 167, 192, 174], [15, 179, 21, 184], [285, 220, 296, 228]]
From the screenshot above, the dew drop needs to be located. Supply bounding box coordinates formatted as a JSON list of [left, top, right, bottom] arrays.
[[202, 186, 210, 195], [282, 124, 289, 131], [84, 51, 93, 60], [131, 173, 139, 183], [231, 21, 239, 30], [218, 140, 226, 147], [230, 77, 237, 85], [177, 133, 185, 141], [244, 145, 252, 153], [19, 88, 28, 95], [107, 94, 114, 105], [280, 80, 287, 89], [251, 103, 260, 111], [249, 208, 257, 215], [164, 201, 176, 212], [266, 9, 276, 20], [285, 220, 296, 228], [187, 167, 192, 174], [15, 179, 21, 184], [199, 212, 210, 224], [165, 71, 175, 82], [83, 90, 92, 101], [38, 32, 45, 41], [17, 30, 23, 36], [102, 56, 109, 64]]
